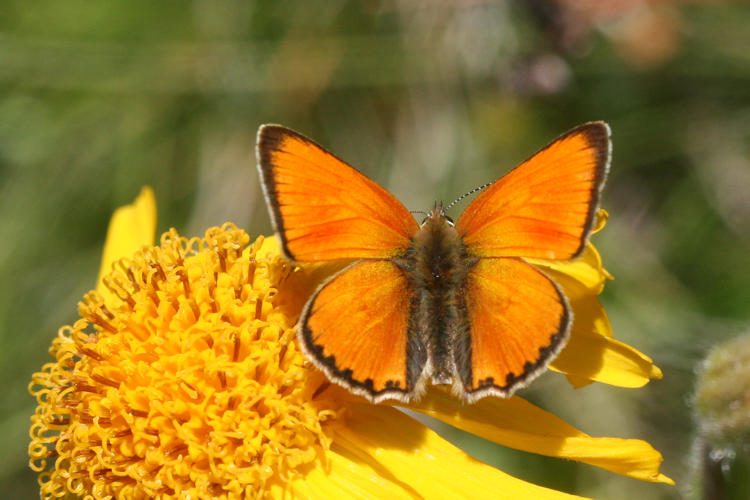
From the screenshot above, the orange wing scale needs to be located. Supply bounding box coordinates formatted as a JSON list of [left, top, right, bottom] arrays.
[[461, 258, 570, 398], [256, 125, 419, 261], [299, 260, 418, 401], [457, 123, 610, 260]]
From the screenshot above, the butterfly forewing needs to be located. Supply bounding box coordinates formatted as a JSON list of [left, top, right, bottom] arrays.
[[458, 258, 570, 401], [299, 260, 425, 403], [256, 125, 419, 261], [456, 122, 610, 260]]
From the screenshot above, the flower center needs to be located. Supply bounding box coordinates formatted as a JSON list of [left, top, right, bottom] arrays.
[[30, 224, 343, 499]]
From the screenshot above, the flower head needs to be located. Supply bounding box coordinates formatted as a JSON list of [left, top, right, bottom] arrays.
[[31, 219, 345, 497], [30, 188, 672, 499]]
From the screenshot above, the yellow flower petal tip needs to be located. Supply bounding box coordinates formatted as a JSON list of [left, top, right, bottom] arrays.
[[552, 331, 663, 389], [96, 186, 157, 296], [656, 474, 676, 486], [594, 208, 609, 233]]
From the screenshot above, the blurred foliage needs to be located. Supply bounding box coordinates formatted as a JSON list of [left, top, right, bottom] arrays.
[[3, 1, 750, 498]]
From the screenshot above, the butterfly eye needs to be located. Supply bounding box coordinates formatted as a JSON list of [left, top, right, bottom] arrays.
[[444, 215, 455, 226]]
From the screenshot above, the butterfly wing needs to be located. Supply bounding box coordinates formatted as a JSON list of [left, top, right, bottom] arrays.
[[455, 258, 570, 401], [456, 122, 610, 260], [256, 125, 419, 261], [299, 260, 426, 403], [452, 122, 609, 401]]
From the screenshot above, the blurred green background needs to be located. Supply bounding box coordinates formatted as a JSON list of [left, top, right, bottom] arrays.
[[3, 1, 750, 498]]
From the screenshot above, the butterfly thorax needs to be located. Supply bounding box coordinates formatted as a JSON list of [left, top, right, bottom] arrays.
[[411, 207, 468, 290], [395, 206, 478, 387]]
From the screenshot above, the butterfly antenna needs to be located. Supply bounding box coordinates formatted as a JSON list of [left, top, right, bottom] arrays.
[[445, 181, 494, 211]]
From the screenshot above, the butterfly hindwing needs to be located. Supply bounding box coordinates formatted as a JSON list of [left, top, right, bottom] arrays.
[[256, 125, 419, 262], [456, 257, 571, 401], [457, 122, 610, 260], [299, 260, 426, 403]]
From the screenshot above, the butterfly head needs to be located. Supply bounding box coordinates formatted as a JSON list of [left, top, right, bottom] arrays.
[[420, 202, 454, 227]]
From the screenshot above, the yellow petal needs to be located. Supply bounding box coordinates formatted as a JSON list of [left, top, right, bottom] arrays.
[[279, 450, 418, 499], [331, 404, 590, 500], [531, 241, 662, 388], [550, 328, 663, 388], [593, 209, 609, 233], [551, 269, 613, 338], [256, 233, 280, 258], [530, 243, 612, 295], [96, 187, 157, 294], [409, 391, 673, 485]]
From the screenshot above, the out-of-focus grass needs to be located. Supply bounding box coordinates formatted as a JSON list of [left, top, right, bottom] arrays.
[[4, 1, 750, 498]]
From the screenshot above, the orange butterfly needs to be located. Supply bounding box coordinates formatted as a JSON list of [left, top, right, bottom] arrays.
[[256, 123, 610, 404]]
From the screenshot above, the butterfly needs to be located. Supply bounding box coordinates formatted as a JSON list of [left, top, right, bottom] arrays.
[[256, 122, 610, 404]]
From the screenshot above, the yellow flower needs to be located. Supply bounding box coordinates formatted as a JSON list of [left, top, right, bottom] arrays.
[[29, 188, 673, 499]]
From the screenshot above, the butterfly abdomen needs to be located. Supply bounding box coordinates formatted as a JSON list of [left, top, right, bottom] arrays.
[[401, 207, 477, 386]]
